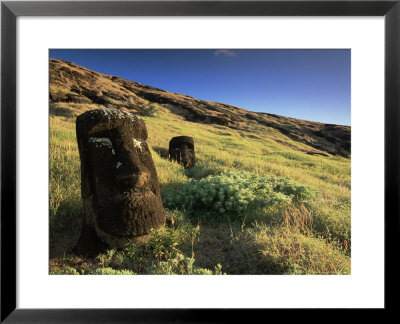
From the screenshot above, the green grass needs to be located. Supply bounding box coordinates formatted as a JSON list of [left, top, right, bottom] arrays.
[[49, 103, 351, 274]]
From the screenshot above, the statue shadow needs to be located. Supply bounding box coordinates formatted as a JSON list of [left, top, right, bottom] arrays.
[[152, 146, 169, 159]]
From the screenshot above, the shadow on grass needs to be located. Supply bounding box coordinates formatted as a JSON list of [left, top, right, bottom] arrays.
[[160, 180, 187, 204], [152, 146, 169, 159], [184, 164, 218, 180], [50, 198, 83, 258], [186, 223, 288, 275]]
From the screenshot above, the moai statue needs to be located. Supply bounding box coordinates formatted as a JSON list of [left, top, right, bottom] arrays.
[[74, 108, 166, 256], [168, 136, 195, 168]]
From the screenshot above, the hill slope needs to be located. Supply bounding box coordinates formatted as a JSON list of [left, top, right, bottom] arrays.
[[49, 58, 350, 157]]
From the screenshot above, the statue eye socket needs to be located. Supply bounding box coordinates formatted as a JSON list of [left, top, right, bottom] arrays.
[[88, 137, 115, 154]]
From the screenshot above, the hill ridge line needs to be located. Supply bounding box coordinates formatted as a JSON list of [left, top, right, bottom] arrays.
[[49, 57, 350, 157]]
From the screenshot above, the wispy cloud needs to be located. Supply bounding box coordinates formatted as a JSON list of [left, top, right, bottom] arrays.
[[214, 49, 238, 58]]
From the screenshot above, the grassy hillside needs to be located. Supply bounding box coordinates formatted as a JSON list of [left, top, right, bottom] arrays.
[[50, 58, 351, 158], [50, 100, 351, 275]]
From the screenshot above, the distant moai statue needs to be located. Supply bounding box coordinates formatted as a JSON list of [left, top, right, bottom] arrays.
[[74, 108, 166, 256], [169, 136, 196, 168]]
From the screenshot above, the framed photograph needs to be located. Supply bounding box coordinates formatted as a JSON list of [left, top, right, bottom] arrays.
[[1, 0, 399, 321]]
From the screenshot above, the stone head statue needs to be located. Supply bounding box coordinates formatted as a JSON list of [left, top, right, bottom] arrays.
[[74, 108, 165, 256], [168, 136, 195, 168]]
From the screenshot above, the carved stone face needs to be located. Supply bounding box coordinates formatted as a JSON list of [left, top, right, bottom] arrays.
[[76, 109, 165, 251], [168, 136, 195, 168]]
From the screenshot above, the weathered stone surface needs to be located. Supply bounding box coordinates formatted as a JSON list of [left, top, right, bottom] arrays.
[[74, 108, 165, 256], [168, 136, 195, 168]]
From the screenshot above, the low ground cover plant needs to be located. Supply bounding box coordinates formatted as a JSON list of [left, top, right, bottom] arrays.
[[163, 171, 317, 224]]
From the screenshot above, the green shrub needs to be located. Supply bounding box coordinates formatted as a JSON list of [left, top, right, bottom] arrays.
[[92, 267, 136, 275], [96, 249, 117, 268], [146, 253, 224, 275], [273, 177, 318, 203], [98, 219, 200, 274], [50, 266, 80, 275], [146, 228, 181, 261], [162, 171, 317, 224]]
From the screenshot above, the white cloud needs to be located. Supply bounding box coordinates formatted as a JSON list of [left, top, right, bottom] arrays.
[[214, 49, 238, 57]]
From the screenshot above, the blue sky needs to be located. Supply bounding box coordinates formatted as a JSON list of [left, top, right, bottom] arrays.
[[50, 49, 350, 126]]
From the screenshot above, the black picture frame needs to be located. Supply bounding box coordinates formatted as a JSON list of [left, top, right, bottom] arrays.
[[1, 0, 399, 322]]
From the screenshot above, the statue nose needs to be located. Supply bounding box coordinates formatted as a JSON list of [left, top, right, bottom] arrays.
[[116, 171, 150, 187], [181, 154, 188, 165], [181, 147, 188, 159]]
